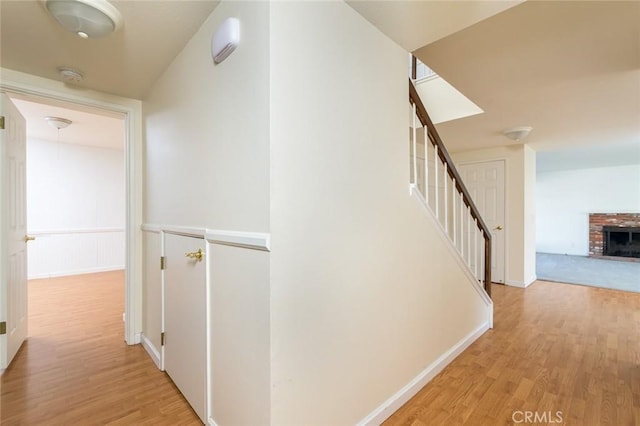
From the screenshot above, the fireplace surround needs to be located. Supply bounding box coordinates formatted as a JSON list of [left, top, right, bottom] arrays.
[[589, 213, 640, 259]]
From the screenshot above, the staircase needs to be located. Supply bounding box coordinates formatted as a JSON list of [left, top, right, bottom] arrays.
[[408, 62, 492, 298]]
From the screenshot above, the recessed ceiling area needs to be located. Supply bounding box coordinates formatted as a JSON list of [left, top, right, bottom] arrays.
[[0, 0, 220, 99], [347, 0, 522, 52], [11, 97, 125, 150]]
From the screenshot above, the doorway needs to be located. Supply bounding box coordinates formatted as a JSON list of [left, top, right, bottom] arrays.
[[1, 78, 142, 371], [13, 97, 126, 281], [6, 94, 127, 362]]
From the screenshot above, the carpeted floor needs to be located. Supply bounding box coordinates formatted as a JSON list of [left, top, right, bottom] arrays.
[[536, 252, 640, 293]]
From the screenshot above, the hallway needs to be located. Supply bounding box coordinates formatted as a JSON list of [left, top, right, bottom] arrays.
[[0, 271, 199, 425]]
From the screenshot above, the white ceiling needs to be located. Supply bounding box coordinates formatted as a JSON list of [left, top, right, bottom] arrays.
[[347, 0, 522, 52], [0, 0, 220, 99], [2, 1, 638, 172], [11, 97, 125, 150], [411, 1, 640, 170], [352, 1, 640, 172]]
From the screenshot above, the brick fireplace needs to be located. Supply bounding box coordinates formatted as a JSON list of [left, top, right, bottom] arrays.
[[589, 213, 640, 258]]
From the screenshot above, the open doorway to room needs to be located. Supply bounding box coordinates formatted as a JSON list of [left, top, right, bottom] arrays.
[[535, 144, 640, 293], [11, 95, 128, 339]]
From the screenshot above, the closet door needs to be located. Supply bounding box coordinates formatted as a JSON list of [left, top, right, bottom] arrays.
[[164, 233, 206, 423]]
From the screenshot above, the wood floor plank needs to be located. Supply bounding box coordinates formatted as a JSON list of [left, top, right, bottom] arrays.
[[0, 271, 200, 425], [385, 281, 640, 426]]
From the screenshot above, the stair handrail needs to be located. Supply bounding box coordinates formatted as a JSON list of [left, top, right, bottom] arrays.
[[409, 77, 492, 297]]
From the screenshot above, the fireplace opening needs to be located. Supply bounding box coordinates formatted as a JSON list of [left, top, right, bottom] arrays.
[[603, 226, 640, 258]]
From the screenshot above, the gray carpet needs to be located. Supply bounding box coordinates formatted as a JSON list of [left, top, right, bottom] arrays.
[[536, 252, 640, 293]]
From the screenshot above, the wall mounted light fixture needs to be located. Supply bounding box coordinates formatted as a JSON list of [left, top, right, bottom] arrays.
[[211, 17, 240, 64]]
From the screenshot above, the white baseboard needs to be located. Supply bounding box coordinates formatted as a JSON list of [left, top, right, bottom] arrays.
[[141, 333, 161, 370], [28, 265, 125, 280], [208, 418, 219, 426], [357, 321, 491, 426], [505, 276, 536, 288]]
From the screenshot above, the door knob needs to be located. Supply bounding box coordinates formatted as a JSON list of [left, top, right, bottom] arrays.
[[23, 235, 35, 243], [494, 225, 503, 231], [185, 248, 204, 262]]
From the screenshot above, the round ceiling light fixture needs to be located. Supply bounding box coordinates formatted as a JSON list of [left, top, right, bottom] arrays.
[[57, 66, 84, 84], [45, 116, 73, 130], [45, 0, 123, 38], [503, 126, 533, 142]]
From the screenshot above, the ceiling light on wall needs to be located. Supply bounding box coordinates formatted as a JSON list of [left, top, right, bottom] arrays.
[[211, 17, 240, 64], [45, 116, 73, 130], [503, 126, 533, 141], [58, 67, 84, 84], [45, 0, 123, 38]]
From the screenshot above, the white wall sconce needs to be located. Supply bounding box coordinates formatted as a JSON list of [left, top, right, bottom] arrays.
[[211, 17, 240, 64]]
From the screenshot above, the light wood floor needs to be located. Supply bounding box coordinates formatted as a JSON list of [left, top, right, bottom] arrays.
[[3, 276, 639, 425], [0, 271, 200, 425], [385, 281, 640, 426]]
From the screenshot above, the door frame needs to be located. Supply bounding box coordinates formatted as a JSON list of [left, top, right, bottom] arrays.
[[1, 70, 143, 345], [457, 158, 508, 285]]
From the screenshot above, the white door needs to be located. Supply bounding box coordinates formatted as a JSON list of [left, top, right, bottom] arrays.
[[0, 93, 29, 369], [459, 160, 505, 284], [164, 233, 207, 423]]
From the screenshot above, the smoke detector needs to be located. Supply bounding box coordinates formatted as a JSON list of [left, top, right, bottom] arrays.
[[45, 116, 73, 130], [45, 0, 123, 39], [58, 67, 84, 84]]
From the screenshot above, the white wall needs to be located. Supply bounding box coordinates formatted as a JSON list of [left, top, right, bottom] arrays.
[[270, 2, 491, 424], [536, 164, 640, 255], [143, 2, 494, 424], [453, 144, 537, 287], [143, 2, 271, 425], [27, 138, 125, 278]]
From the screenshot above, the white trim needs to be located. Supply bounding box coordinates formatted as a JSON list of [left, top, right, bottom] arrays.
[[506, 275, 536, 288], [142, 224, 270, 251], [147, 224, 206, 239], [411, 185, 493, 307], [141, 333, 161, 369], [205, 230, 270, 251], [28, 265, 124, 280], [2, 68, 143, 346], [205, 241, 213, 423], [357, 321, 491, 426], [29, 228, 124, 236], [208, 418, 219, 426], [160, 231, 166, 371], [141, 224, 162, 234]]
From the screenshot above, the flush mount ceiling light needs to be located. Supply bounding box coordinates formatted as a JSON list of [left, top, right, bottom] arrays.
[[45, 0, 123, 38], [45, 116, 72, 130], [503, 126, 533, 141]]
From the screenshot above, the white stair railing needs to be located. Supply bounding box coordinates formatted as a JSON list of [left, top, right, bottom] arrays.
[[409, 78, 492, 297]]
